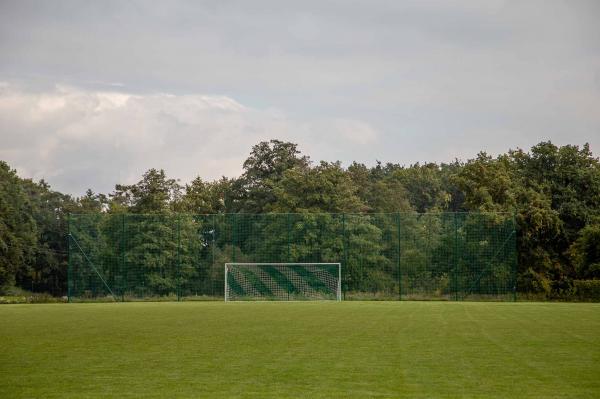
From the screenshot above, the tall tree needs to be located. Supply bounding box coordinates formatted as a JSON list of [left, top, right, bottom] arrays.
[[393, 163, 451, 212], [111, 169, 182, 213], [237, 140, 310, 213], [0, 162, 37, 290], [347, 162, 412, 213], [179, 176, 233, 214], [269, 161, 365, 213], [19, 179, 77, 295]]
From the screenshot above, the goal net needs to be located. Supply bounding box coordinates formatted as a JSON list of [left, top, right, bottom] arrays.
[[225, 263, 342, 301]]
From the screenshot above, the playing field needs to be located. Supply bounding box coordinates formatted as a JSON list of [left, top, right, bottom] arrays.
[[1, 302, 598, 398]]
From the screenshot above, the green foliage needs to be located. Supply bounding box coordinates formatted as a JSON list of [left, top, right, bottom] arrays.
[[111, 169, 181, 213], [68, 212, 516, 301], [270, 162, 364, 213], [453, 153, 516, 211], [0, 162, 37, 289], [454, 142, 600, 297], [569, 223, 600, 279], [236, 139, 310, 213], [2, 139, 600, 299], [393, 163, 453, 212], [0, 286, 65, 303], [179, 177, 231, 214], [573, 280, 600, 301], [347, 162, 412, 212]]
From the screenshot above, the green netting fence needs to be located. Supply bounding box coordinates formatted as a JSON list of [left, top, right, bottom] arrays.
[[67, 212, 517, 301]]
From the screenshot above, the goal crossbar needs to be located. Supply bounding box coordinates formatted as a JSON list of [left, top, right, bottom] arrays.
[[225, 263, 342, 302]]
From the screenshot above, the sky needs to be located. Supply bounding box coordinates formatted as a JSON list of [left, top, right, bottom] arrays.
[[1, 0, 599, 196]]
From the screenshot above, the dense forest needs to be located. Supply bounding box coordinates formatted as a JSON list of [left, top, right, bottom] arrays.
[[1, 139, 600, 300]]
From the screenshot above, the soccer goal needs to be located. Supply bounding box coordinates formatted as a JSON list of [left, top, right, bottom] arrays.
[[224, 263, 342, 301]]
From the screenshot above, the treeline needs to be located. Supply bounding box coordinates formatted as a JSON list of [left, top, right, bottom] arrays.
[[1, 140, 600, 298]]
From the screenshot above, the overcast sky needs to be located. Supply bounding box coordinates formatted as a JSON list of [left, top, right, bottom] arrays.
[[1, 0, 599, 196]]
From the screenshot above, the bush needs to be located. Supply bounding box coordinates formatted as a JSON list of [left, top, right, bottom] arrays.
[[518, 268, 552, 297], [573, 280, 600, 302], [0, 285, 30, 296], [0, 290, 66, 304]]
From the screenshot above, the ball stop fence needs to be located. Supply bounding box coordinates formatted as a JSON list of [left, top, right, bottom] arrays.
[[67, 212, 517, 302]]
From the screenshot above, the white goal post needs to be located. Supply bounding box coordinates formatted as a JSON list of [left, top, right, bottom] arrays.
[[225, 263, 342, 301]]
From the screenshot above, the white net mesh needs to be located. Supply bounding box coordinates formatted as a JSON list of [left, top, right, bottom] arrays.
[[225, 263, 341, 301]]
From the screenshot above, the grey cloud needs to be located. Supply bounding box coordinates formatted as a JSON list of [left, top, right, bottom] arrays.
[[0, 0, 599, 194]]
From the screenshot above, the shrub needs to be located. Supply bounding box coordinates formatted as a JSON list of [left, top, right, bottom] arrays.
[[518, 268, 552, 297], [573, 280, 600, 302], [0, 292, 66, 304]]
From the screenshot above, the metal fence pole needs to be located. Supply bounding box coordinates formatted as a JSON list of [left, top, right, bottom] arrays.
[[212, 214, 216, 297], [342, 213, 348, 300], [121, 213, 126, 302], [512, 212, 518, 302], [397, 212, 402, 301], [67, 214, 71, 303], [287, 213, 291, 261], [454, 213, 459, 301], [177, 215, 181, 301]]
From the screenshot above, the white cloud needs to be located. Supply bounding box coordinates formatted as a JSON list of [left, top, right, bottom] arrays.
[[1, 1, 599, 193], [0, 83, 379, 195]]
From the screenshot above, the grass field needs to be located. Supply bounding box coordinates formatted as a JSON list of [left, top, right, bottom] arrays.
[[1, 302, 599, 398]]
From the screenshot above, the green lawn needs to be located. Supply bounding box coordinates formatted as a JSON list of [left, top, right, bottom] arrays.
[[1, 302, 599, 398]]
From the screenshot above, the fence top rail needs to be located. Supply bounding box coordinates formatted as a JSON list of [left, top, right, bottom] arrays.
[[68, 211, 516, 217]]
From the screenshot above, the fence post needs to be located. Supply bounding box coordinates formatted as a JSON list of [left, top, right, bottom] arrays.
[[287, 213, 291, 261], [342, 213, 348, 300], [212, 214, 216, 297], [454, 213, 459, 301], [121, 213, 126, 302], [512, 212, 518, 302], [67, 214, 71, 303], [177, 215, 181, 302], [231, 213, 236, 263], [397, 212, 402, 301]]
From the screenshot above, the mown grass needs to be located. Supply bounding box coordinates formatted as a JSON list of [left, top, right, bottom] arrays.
[[1, 301, 598, 398]]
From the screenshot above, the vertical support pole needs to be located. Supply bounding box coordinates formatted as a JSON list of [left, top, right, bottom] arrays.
[[287, 213, 291, 262], [177, 215, 181, 302], [512, 212, 518, 302], [212, 214, 216, 297], [121, 213, 126, 302], [224, 264, 228, 302], [453, 213, 459, 301], [397, 212, 401, 301], [337, 263, 342, 301], [67, 214, 71, 303], [342, 213, 348, 300], [231, 214, 236, 263], [229, 214, 236, 300]]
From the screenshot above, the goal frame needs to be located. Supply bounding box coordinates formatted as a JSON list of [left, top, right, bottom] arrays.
[[224, 262, 342, 302]]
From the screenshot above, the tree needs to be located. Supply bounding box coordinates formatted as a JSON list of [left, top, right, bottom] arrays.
[[0, 162, 37, 289], [237, 140, 310, 213], [111, 169, 182, 213], [347, 162, 412, 213], [569, 223, 600, 280], [269, 161, 365, 213], [452, 153, 516, 212], [2, 139, 600, 298], [179, 177, 233, 214], [19, 179, 77, 295], [78, 189, 108, 213], [393, 163, 452, 212]]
